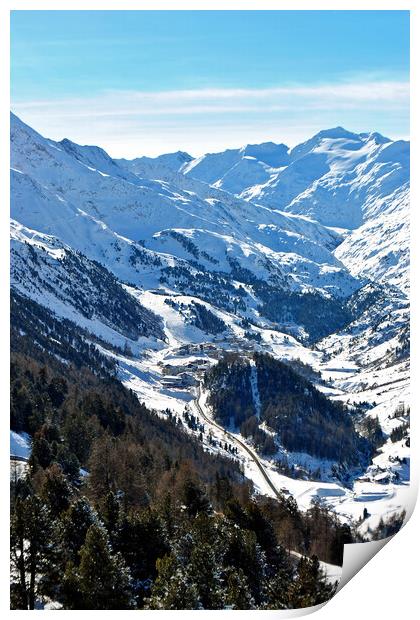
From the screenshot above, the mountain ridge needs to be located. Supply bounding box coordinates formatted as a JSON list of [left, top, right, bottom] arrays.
[[10, 112, 410, 528]]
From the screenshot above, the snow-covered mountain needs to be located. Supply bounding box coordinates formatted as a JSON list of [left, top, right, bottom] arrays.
[[11, 112, 366, 339], [166, 127, 409, 296], [182, 127, 408, 228], [116, 150, 193, 178], [334, 185, 409, 295], [11, 220, 164, 347], [10, 111, 410, 531], [180, 142, 290, 195]]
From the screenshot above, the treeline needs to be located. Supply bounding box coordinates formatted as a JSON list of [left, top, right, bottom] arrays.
[[10, 350, 243, 491], [11, 291, 117, 378], [10, 330, 346, 609], [190, 301, 226, 334], [164, 298, 226, 335], [160, 263, 247, 314], [12, 243, 164, 341], [254, 283, 352, 343], [205, 353, 371, 467], [159, 252, 356, 342]]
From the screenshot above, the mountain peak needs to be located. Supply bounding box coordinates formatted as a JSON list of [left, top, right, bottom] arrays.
[[313, 126, 361, 141], [240, 142, 290, 167], [359, 131, 391, 145], [60, 137, 112, 161]]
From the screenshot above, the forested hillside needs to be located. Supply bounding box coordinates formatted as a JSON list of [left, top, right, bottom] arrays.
[[205, 353, 371, 468], [11, 321, 349, 609]]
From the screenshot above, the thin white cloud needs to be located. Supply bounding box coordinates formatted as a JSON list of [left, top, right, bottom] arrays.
[[11, 79, 409, 157], [14, 79, 409, 112]]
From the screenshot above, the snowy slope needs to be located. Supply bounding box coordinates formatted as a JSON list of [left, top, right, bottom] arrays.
[[180, 125, 410, 296], [11, 220, 164, 347], [182, 142, 290, 195], [10, 112, 361, 306], [117, 150, 193, 178], [334, 185, 409, 294], [10, 112, 410, 527], [183, 128, 408, 230]]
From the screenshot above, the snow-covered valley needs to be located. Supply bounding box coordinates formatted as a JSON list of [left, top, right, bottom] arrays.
[[10, 111, 410, 540]]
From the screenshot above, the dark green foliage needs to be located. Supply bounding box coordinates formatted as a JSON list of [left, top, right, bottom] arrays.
[[11, 291, 116, 383], [345, 282, 385, 317], [357, 415, 385, 449], [128, 244, 162, 269], [254, 282, 352, 343], [240, 416, 277, 455], [284, 358, 323, 383], [115, 509, 169, 597], [63, 524, 134, 609], [205, 354, 254, 429], [164, 298, 226, 334], [190, 301, 226, 334], [179, 471, 211, 518], [393, 324, 409, 361], [304, 502, 352, 565], [60, 497, 99, 565], [10, 489, 59, 610], [145, 555, 200, 609], [39, 463, 73, 518], [188, 542, 224, 609], [287, 556, 336, 608], [160, 257, 355, 341], [223, 567, 256, 609], [63, 412, 93, 465], [368, 510, 406, 539], [205, 353, 370, 467], [390, 421, 409, 443], [160, 264, 247, 314], [100, 491, 121, 543], [81, 392, 126, 435], [10, 327, 342, 610], [265, 565, 295, 609]]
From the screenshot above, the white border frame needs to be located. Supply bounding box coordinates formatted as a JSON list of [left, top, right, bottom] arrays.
[[1, 2, 418, 618]]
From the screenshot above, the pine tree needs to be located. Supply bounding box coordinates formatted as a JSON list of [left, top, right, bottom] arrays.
[[60, 497, 99, 565], [146, 555, 200, 609], [63, 411, 92, 465], [87, 434, 115, 501], [287, 555, 336, 608], [187, 542, 224, 609], [213, 472, 234, 509], [30, 436, 52, 471], [180, 475, 210, 518], [55, 444, 80, 482], [64, 524, 133, 609], [47, 376, 68, 408], [115, 508, 169, 603], [265, 566, 294, 610], [245, 501, 283, 573], [100, 490, 121, 545], [10, 494, 58, 609], [40, 463, 72, 518], [223, 528, 267, 605], [223, 567, 255, 610]]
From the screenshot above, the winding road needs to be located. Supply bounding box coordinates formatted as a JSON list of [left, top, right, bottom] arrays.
[[194, 385, 284, 500]]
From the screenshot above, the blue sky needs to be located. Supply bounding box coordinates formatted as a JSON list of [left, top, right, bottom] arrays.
[[11, 10, 410, 157]]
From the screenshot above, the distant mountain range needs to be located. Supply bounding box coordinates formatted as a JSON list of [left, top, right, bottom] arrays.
[[10, 111, 410, 510]]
